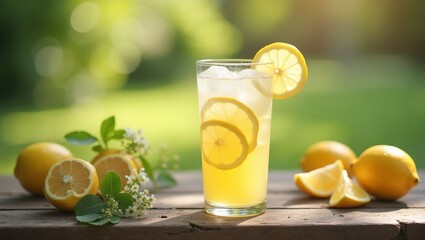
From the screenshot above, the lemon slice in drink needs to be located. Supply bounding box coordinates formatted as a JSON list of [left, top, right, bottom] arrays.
[[201, 97, 259, 152], [201, 120, 249, 170], [294, 160, 344, 198], [330, 170, 371, 208], [253, 42, 308, 99]]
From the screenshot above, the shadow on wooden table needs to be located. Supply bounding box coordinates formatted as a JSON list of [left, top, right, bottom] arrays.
[[144, 210, 259, 235], [278, 195, 408, 213]]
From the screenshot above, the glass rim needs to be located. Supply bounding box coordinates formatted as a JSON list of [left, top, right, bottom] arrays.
[[196, 59, 274, 67]]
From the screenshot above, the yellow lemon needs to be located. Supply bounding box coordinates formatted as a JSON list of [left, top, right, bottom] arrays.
[[352, 145, 420, 200], [300, 141, 357, 177], [92, 149, 142, 172], [330, 170, 371, 208], [201, 97, 259, 152], [294, 160, 344, 198], [44, 158, 98, 211], [253, 42, 308, 99], [91, 152, 138, 189], [200, 120, 249, 170], [14, 142, 73, 195]]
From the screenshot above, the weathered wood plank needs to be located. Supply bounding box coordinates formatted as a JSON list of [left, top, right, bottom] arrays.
[[2, 171, 425, 210], [3, 170, 425, 193], [1, 171, 425, 240], [3, 191, 425, 210], [1, 209, 424, 240], [2, 187, 425, 210]]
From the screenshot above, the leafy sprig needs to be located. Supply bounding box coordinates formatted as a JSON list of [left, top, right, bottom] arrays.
[[76, 171, 154, 226], [64, 116, 178, 189], [65, 116, 124, 152]]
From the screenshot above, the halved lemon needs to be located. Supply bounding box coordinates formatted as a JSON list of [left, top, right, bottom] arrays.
[[92, 149, 142, 172], [91, 153, 137, 189], [330, 170, 371, 208], [201, 97, 259, 152], [201, 120, 249, 170], [44, 158, 99, 211], [253, 42, 308, 99], [294, 160, 344, 198]]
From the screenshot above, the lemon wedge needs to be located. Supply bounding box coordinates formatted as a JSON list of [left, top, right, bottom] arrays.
[[294, 160, 344, 198], [253, 42, 308, 99], [201, 97, 259, 152], [330, 170, 371, 208], [200, 120, 249, 170]]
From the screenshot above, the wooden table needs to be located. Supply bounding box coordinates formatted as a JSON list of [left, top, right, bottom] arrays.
[[1, 171, 425, 240]]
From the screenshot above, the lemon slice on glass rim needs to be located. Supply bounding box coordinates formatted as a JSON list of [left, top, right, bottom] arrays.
[[200, 120, 249, 170], [253, 42, 308, 99], [201, 97, 259, 153]]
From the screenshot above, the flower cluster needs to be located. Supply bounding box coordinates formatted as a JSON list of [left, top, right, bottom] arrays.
[[102, 197, 123, 218], [121, 128, 150, 155], [124, 168, 156, 217]]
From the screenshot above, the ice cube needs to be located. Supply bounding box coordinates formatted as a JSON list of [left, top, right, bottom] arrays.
[[199, 66, 239, 80], [199, 66, 269, 80], [239, 69, 268, 79]]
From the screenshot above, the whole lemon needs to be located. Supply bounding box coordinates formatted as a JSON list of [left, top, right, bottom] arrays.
[[14, 142, 73, 195], [352, 145, 420, 200], [300, 141, 357, 176]]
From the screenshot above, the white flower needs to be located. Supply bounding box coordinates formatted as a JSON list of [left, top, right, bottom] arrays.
[[125, 175, 132, 182], [122, 164, 155, 218], [124, 128, 135, 139], [131, 184, 139, 192]]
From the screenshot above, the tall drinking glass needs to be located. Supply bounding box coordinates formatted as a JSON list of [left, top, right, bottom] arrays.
[[196, 59, 274, 217]]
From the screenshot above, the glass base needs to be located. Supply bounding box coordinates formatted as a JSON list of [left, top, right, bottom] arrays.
[[205, 201, 266, 217]]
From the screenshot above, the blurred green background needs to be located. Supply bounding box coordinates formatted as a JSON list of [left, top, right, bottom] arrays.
[[1, 0, 425, 175]]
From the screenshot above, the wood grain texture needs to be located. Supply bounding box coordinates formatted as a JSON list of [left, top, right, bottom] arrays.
[[1, 171, 425, 240]]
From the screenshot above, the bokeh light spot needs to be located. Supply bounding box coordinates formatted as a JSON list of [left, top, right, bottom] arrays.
[[110, 15, 173, 58], [34, 46, 64, 77], [108, 42, 141, 74], [71, 2, 101, 33]]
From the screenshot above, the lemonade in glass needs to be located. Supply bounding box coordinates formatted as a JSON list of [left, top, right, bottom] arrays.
[[196, 59, 274, 217], [196, 43, 308, 217]]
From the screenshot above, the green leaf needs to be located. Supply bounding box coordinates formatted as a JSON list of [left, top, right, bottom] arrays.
[[115, 192, 134, 212], [76, 214, 103, 223], [65, 131, 98, 145], [100, 172, 122, 198], [92, 145, 103, 152], [100, 116, 116, 145], [140, 155, 154, 182], [156, 171, 177, 188], [89, 216, 120, 226], [75, 195, 105, 216], [113, 129, 125, 139], [110, 216, 120, 224]]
